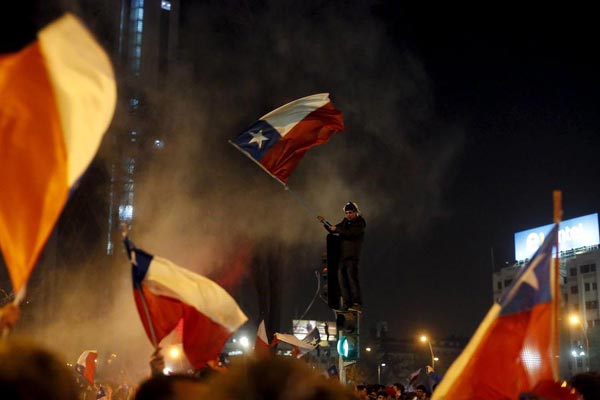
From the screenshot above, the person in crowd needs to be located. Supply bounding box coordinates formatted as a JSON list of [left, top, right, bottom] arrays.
[[415, 384, 429, 400], [392, 383, 405, 399], [149, 347, 166, 377], [0, 302, 20, 331], [0, 337, 79, 399], [569, 371, 600, 399], [204, 356, 355, 400], [318, 201, 366, 312], [134, 374, 208, 400], [355, 384, 368, 399]]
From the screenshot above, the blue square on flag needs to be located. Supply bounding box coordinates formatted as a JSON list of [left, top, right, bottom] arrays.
[[231, 120, 280, 161]]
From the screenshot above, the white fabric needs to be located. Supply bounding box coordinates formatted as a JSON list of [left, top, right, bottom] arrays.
[[261, 93, 330, 137], [39, 13, 116, 186], [144, 255, 248, 332]]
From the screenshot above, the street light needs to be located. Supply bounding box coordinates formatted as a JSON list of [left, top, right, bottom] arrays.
[[420, 335, 436, 370], [377, 362, 386, 384], [568, 313, 590, 372]]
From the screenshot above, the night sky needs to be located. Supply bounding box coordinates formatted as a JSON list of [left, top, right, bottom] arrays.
[[2, 1, 600, 361], [380, 3, 600, 338]]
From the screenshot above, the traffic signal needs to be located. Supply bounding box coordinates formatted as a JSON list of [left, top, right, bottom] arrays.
[[336, 311, 359, 361]]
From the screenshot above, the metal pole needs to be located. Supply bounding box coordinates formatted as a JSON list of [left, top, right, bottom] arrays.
[[428, 341, 436, 370], [339, 352, 346, 384], [582, 323, 590, 372], [377, 364, 381, 385]]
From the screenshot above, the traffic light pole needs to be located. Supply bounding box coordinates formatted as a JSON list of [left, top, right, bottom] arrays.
[[336, 309, 360, 385]]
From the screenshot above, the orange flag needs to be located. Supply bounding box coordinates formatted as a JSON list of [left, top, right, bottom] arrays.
[[0, 13, 116, 295]]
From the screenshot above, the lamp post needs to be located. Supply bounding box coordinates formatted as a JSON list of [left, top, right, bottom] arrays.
[[377, 362, 386, 385], [420, 335, 436, 370], [569, 314, 590, 372]]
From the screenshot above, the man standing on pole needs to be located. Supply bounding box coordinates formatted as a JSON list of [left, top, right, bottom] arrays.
[[318, 202, 366, 313]]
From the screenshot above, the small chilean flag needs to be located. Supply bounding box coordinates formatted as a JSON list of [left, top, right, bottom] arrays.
[[125, 238, 248, 369], [254, 320, 270, 357], [230, 93, 344, 184], [0, 13, 116, 295], [76, 350, 98, 384]]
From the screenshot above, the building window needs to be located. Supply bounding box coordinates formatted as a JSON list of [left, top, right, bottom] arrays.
[[504, 279, 512, 287], [571, 286, 578, 294], [585, 301, 598, 310], [570, 267, 577, 276], [581, 265, 590, 274], [592, 263, 597, 272], [594, 283, 598, 291], [497, 282, 502, 290], [585, 283, 590, 292]]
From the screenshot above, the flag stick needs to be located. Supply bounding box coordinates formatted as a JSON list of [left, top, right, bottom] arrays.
[[552, 190, 562, 379], [121, 224, 159, 349], [228, 140, 322, 218], [136, 286, 159, 349]]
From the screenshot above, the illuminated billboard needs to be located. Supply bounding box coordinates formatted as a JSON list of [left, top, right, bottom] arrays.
[[514, 213, 600, 261], [292, 319, 336, 344]]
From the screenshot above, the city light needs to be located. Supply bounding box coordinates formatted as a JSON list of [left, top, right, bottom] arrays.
[[366, 347, 372, 352], [168, 346, 181, 359], [239, 336, 250, 348], [419, 334, 436, 369]]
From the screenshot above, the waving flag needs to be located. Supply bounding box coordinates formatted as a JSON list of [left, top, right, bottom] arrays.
[[272, 329, 320, 358], [432, 224, 559, 400], [254, 320, 270, 356], [76, 350, 98, 384], [0, 13, 116, 295], [124, 238, 248, 368], [230, 93, 344, 184], [96, 385, 107, 400]]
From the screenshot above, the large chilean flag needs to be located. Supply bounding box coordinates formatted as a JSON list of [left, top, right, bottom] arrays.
[[432, 224, 559, 400], [0, 13, 116, 295], [125, 238, 248, 368], [230, 93, 344, 184]]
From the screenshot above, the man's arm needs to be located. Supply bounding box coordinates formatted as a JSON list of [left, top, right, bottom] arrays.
[[334, 218, 365, 238], [317, 216, 334, 231]]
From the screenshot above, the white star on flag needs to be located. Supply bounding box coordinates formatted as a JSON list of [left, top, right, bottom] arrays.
[[248, 129, 269, 149]]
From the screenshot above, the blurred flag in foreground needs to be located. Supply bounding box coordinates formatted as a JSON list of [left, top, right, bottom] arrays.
[[433, 224, 559, 400], [230, 93, 344, 184], [124, 238, 248, 368], [76, 350, 98, 384], [272, 329, 320, 358], [254, 320, 270, 356], [0, 13, 116, 295], [96, 385, 107, 400]]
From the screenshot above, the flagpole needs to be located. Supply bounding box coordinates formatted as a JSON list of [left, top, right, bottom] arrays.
[[228, 140, 321, 217], [137, 286, 159, 349], [552, 190, 562, 379], [121, 224, 159, 349]]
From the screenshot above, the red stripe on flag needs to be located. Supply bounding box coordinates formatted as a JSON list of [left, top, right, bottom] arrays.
[[440, 303, 553, 399], [0, 41, 68, 293], [83, 352, 97, 383], [259, 102, 344, 183], [135, 285, 235, 368]]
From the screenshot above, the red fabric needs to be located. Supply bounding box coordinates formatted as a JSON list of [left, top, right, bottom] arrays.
[[83, 352, 97, 383], [528, 380, 580, 400], [259, 102, 344, 182], [254, 320, 270, 357], [134, 286, 234, 368], [439, 303, 554, 399]]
